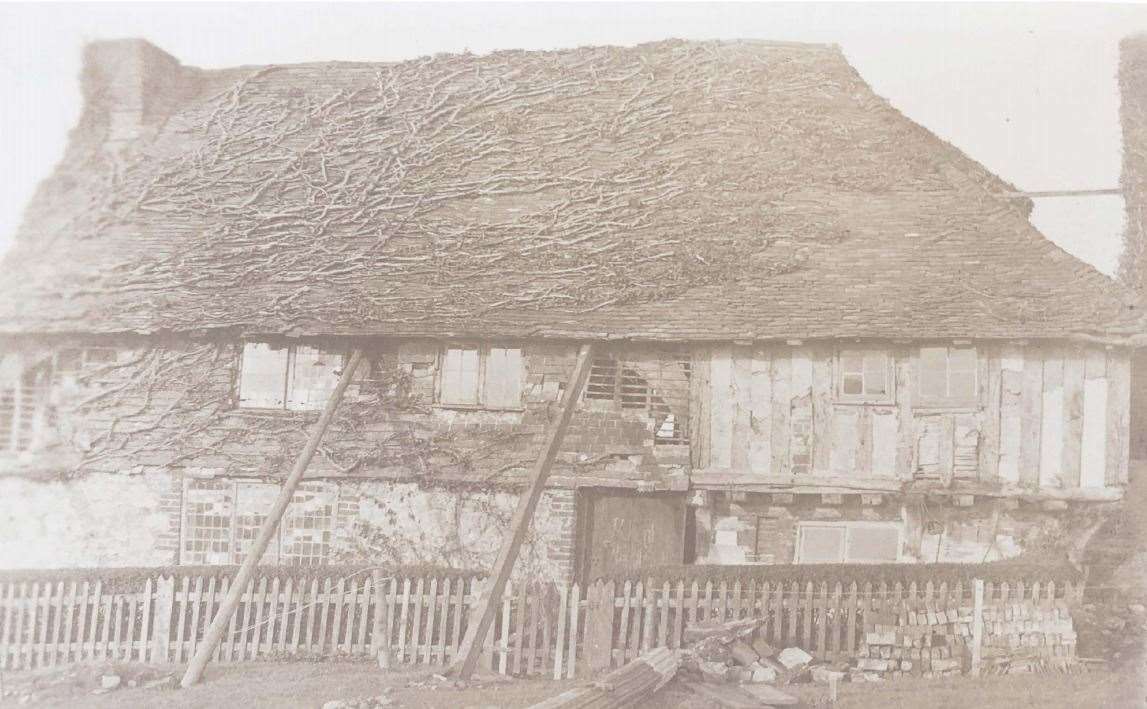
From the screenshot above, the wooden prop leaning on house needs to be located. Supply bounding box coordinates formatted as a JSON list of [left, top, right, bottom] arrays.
[[450, 342, 596, 680], [179, 350, 365, 688]]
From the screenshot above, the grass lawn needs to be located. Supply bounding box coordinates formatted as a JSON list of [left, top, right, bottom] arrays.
[[4, 661, 1143, 708]]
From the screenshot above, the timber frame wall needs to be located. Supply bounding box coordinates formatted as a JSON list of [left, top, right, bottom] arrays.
[[689, 341, 1131, 497]]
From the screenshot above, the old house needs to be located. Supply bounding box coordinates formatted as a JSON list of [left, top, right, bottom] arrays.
[[0, 38, 1140, 583]]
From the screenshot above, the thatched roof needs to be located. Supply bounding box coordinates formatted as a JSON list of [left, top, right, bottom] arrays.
[[0, 38, 1138, 342]]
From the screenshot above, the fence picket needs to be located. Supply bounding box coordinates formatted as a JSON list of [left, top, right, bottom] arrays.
[[396, 577, 411, 664], [553, 583, 568, 680], [497, 580, 510, 675], [449, 577, 463, 664], [526, 581, 541, 675], [658, 581, 670, 649], [357, 576, 372, 657], [1, 582, 15, 669], [641, 580, 655, 652], [566, 582, 581, 679], [672, 580, 685, 649], [512, 579, 526, 674]]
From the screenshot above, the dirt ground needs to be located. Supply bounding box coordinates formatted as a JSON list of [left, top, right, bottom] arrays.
[[2, 660, 1144, 709], [0, 661, 577, 709]]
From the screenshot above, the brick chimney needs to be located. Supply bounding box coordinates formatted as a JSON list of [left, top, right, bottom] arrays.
[[81, 39, 187, 147]]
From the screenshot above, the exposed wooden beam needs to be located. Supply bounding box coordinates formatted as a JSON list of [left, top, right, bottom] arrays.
[[451, 342, 596, 680], [180, 349, 364, 688]]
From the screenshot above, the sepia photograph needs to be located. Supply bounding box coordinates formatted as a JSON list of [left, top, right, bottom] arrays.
[[0, 1, 1146, 706]]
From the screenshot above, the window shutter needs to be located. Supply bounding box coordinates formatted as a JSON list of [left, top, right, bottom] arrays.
[[238, 343, 289, 408], [483, 347, 523, 408], [286, 346, 343, 411], [440, 347, 480, 405]]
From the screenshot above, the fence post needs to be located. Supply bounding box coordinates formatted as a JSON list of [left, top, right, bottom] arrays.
[[370, 570, 388, 665], [586, 581, 614, 676], [971, 578, 984, 677], [151, 576, 175, 663]]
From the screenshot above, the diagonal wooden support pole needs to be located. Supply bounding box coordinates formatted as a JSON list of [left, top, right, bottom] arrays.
[[451, 342, 595, 679], [180, 349, 364, 688]]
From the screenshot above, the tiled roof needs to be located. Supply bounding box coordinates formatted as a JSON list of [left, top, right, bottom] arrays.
[[0, 38, 1139, 342]]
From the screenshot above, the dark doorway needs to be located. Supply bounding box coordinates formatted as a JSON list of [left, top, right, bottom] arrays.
[[575, 491, 686, 583]]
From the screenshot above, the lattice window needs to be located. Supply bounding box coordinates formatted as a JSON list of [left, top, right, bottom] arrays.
[[182, 479, 235, 565], [281, 483, 337, 566], [585, 351, 691, 444], [182, 479, 338, 566]]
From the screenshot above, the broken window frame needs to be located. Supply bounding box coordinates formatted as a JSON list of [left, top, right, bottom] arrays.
[[236, 342, 347, 412], [435, 343, 524, 411], [834, 348, 894, 404], [584, 350, 692, 446], [915, 345, 979, 409], [794, 521, 902, 564]]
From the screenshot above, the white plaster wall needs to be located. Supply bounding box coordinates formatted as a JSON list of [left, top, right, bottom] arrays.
[[343, 481, 568, 581], [0, 472, 172, 568]]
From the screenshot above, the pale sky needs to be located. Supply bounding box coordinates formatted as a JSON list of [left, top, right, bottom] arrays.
[[2, 2, 1146, 275]]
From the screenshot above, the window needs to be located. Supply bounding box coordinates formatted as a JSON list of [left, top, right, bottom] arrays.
[[795, 522, 901, 564], [585, 351, 691, 444], [437, 345, 522, 409], [238, 343, 344, 411], [837, 349, 892, 401], [0, 353, 53, 454], [182, 479, 338, 566], [1, 348, 123, 454], [918, 346, 977, 406]]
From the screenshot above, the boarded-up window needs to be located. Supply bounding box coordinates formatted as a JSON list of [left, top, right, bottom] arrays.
[[238, 343, 344, 411], [796, 522, 901, 564], [585, 351, 691, 444], [182, 479, 338, 566], [837, 350, 891, 401], [918, 346, 978, 405], [438, 345, 522, 409]]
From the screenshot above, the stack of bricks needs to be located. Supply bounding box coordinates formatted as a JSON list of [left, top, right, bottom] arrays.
[[979, 601, 1077, 674], [852, 608, 969, 680], [852, 598, 1077, 680]]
